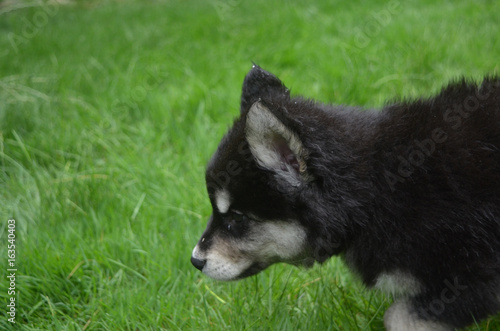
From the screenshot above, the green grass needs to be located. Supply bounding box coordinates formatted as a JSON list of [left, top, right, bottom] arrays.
[[0, 0, 499, 329]]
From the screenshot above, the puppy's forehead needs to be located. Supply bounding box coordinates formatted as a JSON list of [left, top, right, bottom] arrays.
[[215, 189, 231, 214]]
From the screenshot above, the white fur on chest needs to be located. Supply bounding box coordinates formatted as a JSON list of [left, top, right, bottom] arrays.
[[375, 271, 421, 297]]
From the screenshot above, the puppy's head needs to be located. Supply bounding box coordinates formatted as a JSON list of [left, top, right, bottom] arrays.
[[191, 66, 314, 281]]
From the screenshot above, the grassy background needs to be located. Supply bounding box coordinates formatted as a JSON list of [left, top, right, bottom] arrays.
[[0, 0, 499, 329]]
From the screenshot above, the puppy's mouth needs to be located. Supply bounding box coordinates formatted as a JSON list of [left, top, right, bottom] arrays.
[[236, 257, 315, 280], [291, 256, 315, 268], [236, 262, 270, 279]]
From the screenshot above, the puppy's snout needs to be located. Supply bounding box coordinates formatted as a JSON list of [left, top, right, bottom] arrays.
[[191, 256, 206, 271]]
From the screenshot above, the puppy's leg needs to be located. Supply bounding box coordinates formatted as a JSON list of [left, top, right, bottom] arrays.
[[384, 299, 451, 331]]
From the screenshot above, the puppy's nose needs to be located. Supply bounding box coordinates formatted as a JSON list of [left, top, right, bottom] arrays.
[[191, 256, 206, 271]]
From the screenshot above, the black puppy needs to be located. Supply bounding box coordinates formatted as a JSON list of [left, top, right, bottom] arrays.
[[191, 65, 500, 330]]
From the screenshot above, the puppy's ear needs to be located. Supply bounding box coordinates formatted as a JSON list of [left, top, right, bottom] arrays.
[[245, 102, 311, 187], [240, 65, 290, 113]]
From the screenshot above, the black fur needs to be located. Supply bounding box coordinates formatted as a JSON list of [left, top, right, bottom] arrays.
[[203, 65, 500, 328]]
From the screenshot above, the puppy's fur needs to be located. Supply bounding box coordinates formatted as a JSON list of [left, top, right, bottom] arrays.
[[191, 65, 500, 330]]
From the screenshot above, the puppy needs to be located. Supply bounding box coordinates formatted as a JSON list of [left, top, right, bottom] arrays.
[[191, 65, 500, 330]]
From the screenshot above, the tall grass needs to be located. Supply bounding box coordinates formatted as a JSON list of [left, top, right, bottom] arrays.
[[0, 0, 498, 329]]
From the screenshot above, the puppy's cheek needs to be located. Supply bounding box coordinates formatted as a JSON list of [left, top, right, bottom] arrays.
[[252, 221, 309, 262]]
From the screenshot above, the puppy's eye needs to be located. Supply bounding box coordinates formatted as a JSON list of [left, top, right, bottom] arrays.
[[225, 211, 248, 233], [226, 221, 237, 232]]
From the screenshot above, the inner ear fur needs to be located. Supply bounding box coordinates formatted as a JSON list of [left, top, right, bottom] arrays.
[[245, 101, 311, 187]]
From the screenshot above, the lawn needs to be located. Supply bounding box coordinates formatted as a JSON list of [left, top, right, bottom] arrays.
[[0, 0, 499, 330]]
